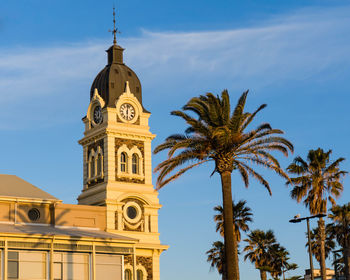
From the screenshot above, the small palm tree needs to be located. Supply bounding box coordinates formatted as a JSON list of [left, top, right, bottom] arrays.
[[244, 231, 296, 280], [213, 200, 253, 276], [214, 200, 253, 242], [154, 90, 293, 280], [269, 244, 298, 280], [206, 241, 226, 280], [287, 148, 347, 280], [306, 224, 336, 271], [243, 230, 277, 280], [332, 250, 345, 278], [329, 203, 350, 280]]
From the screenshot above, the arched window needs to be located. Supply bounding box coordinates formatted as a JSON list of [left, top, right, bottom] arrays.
[[137, 269, 143, 280], [116, 145, 144, 179], [85, 162, 89, 180], [97, 153, 102, 175], [120, 152, 127, 172], [124, 269, 132, 280], [132, 154, 139, 174], [90, 155, 95, 178]]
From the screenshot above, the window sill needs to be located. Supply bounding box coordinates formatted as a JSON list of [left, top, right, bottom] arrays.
[[116, 172, 144, 180], [87, 174, 104, 183]]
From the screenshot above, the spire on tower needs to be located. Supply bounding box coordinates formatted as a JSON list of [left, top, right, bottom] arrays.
[[110, 6, 120, 46], [106, 7, 124, 65]]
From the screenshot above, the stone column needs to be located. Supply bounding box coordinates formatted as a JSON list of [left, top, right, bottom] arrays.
[[144, 140, 152, 185], [104, 135, 116, 182], [152, 250, 160, 280]]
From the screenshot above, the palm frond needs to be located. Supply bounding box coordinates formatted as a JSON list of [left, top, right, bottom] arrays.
[[156, 159, 210, 189], [237, 162, 272, 195], [287, 148, 347, 215], [240, 104, 267, 131]]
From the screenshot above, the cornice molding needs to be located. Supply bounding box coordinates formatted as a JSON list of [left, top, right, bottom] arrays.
[[79, 130, 155, 145], [77, 183, 107, 201], [105, 130, 155, 140], [78, 132, 106, 145]]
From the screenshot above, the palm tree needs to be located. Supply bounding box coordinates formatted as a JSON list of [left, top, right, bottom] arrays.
[[268, 244, 298, 280], [287, 148, 347, 280], [332, 250, 345, 278], [306, 224, 336, 272], [213, 200, 253, 276], [206, 241, 226, 280], [214, 200, 253, 242], [329, 203, 350, 280], [244, 231, 296, 280], [243, 230, 277, 280], [154, 90, 293, 280]]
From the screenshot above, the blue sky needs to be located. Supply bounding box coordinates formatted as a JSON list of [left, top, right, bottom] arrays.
[[1, 1, 350, 279]]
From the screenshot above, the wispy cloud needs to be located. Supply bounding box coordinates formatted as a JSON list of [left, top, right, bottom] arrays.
[[127, 6, 350, 92], [0, 5, 349, 129]]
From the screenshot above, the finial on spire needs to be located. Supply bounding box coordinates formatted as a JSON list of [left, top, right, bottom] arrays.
[[110, 6, 120, 46]]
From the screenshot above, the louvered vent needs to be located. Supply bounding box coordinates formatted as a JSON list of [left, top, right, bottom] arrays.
[[54, 243, 92, 251], [95, 246, 132, 254], [8, 241, 50, 250]]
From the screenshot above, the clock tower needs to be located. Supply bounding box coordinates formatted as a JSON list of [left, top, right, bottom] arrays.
[[77, 36, 167, 279]]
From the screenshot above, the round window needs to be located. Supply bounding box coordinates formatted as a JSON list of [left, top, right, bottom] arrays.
[[123, 201, 142, 224], [127, 206, 137, 219], [28, 208, 40, 221]]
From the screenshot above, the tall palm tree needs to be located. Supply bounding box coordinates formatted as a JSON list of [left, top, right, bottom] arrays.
[[243, 230, 277, 280], [329, 203, 350, 280], [206, 241, 226, 280], [306, 224, 336, 272], [154, 90, 293, 280], [287, 148, 347, 280], [213, 200, 253, 276]]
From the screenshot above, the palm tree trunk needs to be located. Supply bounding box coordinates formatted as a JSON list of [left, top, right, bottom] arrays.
[[234, 240, 240, 279], [223, 264, 227, 280], [344, 228, 350, 280], [344, 247, 350, 280], [220, 171, 239, 280], [259, 269, 267, 280], [318, 218, 327, 280], [233, 225, 240, 278]]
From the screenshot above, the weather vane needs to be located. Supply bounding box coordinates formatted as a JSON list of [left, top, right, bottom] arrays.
[[109, 6, 120, 45]]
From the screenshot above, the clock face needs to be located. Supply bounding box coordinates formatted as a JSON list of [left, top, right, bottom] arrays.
[[93, 105, 103, 124], [120, 103, 135, 121]]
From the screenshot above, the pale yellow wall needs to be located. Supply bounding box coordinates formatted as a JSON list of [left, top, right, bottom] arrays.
[[16, 203, 51, 224], [0, 200, 108, 231], [0, 201, 52, 224], [55, 203, 106, 230], [0, 202, 11, 221]]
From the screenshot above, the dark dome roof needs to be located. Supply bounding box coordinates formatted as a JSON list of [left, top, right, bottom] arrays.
[[90, 44, 146, 111]]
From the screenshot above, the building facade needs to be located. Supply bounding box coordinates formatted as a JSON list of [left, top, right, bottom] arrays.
[[304, 268, 345, 280], [0, 39, 167, 280]]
